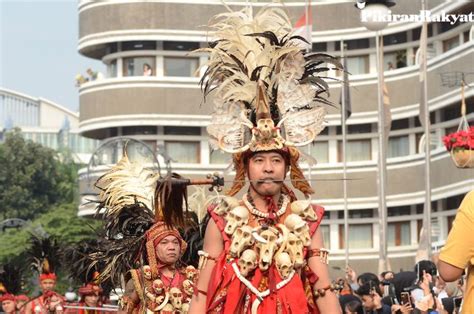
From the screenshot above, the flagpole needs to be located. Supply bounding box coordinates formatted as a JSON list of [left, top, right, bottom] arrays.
[[305, 0, 311, 52], [376, 31, 389, 273], [341, 40, 349, 268], [421, 0, 432, 259]]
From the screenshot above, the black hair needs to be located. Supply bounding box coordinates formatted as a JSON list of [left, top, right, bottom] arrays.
[[355, 282, 382, 297], [345, 300, 364, 314], [414, 260, 437, 283], [357, 272, 380, 286]]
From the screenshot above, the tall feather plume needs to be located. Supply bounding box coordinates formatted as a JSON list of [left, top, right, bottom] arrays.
[[198, 6, 343, 152], [95, 153, 158, 218], [92, 154, 157, 286], [0, 263, 24, 295], [63, 239, 114, 295], [28, 234, 62, 277]]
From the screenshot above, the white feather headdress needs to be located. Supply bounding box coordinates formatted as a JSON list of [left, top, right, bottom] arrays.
[[198, 6, 342, 154]]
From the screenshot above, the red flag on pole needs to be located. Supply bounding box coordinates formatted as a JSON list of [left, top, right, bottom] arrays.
[[294, 0, 312, 50]]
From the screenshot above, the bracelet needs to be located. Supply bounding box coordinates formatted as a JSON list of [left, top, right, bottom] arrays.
[[307, 248, 330, 264], [198, 250, 217, 270], [312, 284, 340, 299]]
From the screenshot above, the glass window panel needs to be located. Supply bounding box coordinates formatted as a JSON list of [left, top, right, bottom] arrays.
[[388, 222, 410, 247], [122, 41, 156, 51], [210, 149, 231, 164], [123, 57, 155, 77], [346, 55, 369, 75], [165, 141, 200, 163], [320, 225, 330, 249], [310, 142, 328, 164], [339, 224, 373, 249], [388, 135, 409, 158], [164, 126, 200, 136], [164, 57, 199, 77], [107, 60, 117, 78], [163, 41, 200, 51], [337, 140, 371, 162], [443, 36, 460, 52]]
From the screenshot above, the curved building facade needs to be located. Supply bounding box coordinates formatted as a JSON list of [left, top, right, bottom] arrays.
[[77, 0, 474, 274]]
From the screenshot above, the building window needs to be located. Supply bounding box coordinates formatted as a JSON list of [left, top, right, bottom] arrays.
[[339, 224, 373, 249], [209, 149, 231, 164], [312, 42, 327, 52], [338, 209, 373, 219], [337, 139, 371, 162], [383, 31, 407, 46], [164, 57, 199, 77], [388, 221, 410, 246], [122, 41, 156, 51], [320, 225, 330, 249], [164, 141, 200, 163], [163, 41, 200, 51], [337, 124, 372, 135], [446, 194, 464, 210], [388, 206, 411, 217], [310, 141, 329, 164], [346, 55, 369, 75], [391, 119, 409, 131], [388, 135, 409, 158], [384, 50, 407, 69], [443, 36, 460, 52], [123, 57, 156, 77], [164, 126, 200, 136], [122, 126, 157, 135], [107, 60, 117, 78]]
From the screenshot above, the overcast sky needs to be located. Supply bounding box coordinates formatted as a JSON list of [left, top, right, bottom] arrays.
[[0, 0, 103, 112]]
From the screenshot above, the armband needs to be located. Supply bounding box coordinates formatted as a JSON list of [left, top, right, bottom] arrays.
[[307, 248, 330, 264], [198, 250, 217, 270]]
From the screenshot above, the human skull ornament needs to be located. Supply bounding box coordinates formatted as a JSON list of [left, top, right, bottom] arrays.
[[185, 265, 198, 281], [214, 196, 239, 216], [182, 279, 194, 296], [224, 206, 249, 235], [169, 287, 183, 309], [290, 200, 317, 221], [284, 214, 311, 246], [255, 229, 279, 271], [238, 249, 257, 277], [230, 225, 255, 257], [285, 232, 304, 268], [142, 265, 152, 280], [181, 302, 190, 314], [275, 252, 293, 279], [152, 279, 164, 295]]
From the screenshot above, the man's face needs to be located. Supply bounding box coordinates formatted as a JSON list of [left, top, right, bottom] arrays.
[[2, 300, 16, 313], [84, 294, 99, 307], [361, 295, 375, 310], [247, 152, 287, 197], [40, 279, 56, 292], [155, 235, 180, 265]]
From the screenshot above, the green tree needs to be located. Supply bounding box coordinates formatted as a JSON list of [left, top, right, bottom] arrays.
[[0, 130, 77, 220]]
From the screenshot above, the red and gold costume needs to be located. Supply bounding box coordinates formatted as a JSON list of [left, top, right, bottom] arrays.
[[194, 5, 342, 314]]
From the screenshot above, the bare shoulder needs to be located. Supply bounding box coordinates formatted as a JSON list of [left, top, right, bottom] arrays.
[[203, 218, 224, 254]]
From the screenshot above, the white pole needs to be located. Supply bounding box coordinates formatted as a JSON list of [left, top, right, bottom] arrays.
[[421, 0, 432, 259], [341, 40, 349, 268], [376, 32, 388, 273]]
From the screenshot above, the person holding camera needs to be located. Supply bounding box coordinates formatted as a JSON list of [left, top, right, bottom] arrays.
[[355, 282, 392, 314]]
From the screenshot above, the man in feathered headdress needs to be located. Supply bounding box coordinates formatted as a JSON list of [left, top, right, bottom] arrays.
[[0, 263, 27, 314], [24, 235, 65, 314], [89, 155, 199, 314], [189, 6, 342, 314]]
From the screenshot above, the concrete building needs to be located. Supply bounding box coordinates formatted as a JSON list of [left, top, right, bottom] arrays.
[[76, 0, 474, 274], [0, 87, 99, 163]]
